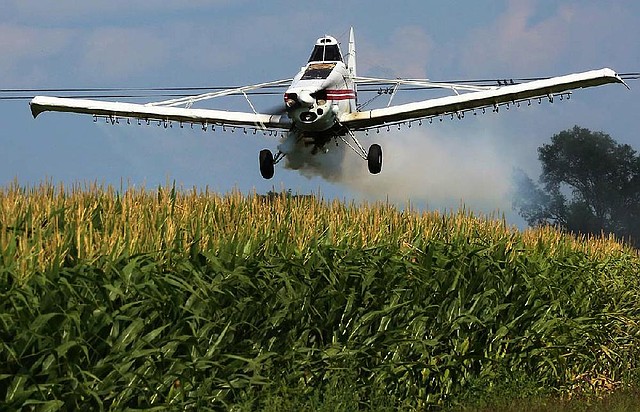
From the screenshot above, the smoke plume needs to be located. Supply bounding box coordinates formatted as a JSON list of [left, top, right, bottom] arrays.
[[281, 126, 518, 219], [279, 130, 348, 181]]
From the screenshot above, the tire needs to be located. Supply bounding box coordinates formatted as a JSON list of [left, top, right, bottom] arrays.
[[259, 149, 275, 179], [367, 144, 383, 174]]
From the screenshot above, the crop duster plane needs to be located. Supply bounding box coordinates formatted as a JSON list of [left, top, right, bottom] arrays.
[[30, 28, 628, 179]]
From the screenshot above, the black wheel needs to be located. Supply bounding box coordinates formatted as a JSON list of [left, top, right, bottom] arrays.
[[367, 144, 382, 174], [259, 149, 275, 179]]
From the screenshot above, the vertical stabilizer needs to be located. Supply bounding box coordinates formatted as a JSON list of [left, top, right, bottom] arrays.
[[347, 27, 357, 110], [347, 27, 356, 78]]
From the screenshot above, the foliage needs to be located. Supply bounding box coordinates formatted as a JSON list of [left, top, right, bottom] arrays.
[[1, 183, 640, 410], [513, 126, 640, 245]]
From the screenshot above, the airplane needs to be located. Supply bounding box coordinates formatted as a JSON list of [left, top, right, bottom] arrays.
[[29, 27, 628, 180]]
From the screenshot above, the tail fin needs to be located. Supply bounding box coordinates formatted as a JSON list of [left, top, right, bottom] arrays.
[[347, 27, 356, 78], [347, 27, 357, 110]]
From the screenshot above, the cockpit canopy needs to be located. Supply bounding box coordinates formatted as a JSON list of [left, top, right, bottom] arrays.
[[308, 36, 343, 62]]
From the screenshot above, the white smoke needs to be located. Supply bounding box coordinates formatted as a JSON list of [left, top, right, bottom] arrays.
[[279, 130, 349, 181], [362, 127, 513, 213], [281, 124, 518, 219]]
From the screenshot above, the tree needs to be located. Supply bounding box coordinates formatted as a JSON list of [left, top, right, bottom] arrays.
[[513, 126, 640, 245]]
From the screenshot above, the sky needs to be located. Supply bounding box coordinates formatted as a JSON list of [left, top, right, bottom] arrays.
[[1, 0, 639, 227]]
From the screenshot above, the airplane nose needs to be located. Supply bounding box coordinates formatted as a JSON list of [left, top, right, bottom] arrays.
[[298, 91, 315, 106]]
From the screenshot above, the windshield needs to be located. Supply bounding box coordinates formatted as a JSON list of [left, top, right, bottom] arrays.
[[308, 44, 343, 62]]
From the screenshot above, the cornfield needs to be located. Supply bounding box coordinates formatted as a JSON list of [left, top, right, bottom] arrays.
[[1, 182, 639, 410]]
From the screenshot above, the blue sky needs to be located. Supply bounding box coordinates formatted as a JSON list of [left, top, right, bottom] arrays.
[[2, 1, 639, 225]]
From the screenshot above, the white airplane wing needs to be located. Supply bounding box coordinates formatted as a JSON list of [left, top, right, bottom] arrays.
[[30, 96, 291, 129], [340, 68, 627, 130], [30, 79, 293, 130]]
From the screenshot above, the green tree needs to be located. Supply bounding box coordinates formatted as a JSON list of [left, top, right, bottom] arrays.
[[513, 126, 640, 245]]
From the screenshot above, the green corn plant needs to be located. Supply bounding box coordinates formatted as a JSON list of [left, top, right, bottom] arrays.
[[1, 182, 639, 410]]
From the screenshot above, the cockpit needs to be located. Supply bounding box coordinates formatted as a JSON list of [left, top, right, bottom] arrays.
[[308, 36, 343, 62]]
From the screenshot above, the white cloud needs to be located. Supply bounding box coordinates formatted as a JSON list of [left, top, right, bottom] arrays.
[[7, 1, 238, 22], [457, 1, 640, 76], [459, 2, 570, 75], [359, 26, 433, 78], [0, 24, 74, 84], [80, 27, 169, 80], [0, 24, 69, 58]]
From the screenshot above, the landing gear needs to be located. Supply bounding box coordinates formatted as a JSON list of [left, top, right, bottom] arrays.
[[259, 149, 274, 179], [337, 126, 383, 175], [367, 144, 383, 174], [258, 131, 382, 179], [259, 149, 286, 179]]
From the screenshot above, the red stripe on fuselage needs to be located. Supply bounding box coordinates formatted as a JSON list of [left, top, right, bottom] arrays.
[[326, 89, 356, 100]]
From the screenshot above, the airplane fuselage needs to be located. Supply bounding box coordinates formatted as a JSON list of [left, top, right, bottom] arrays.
[[283, 35, 356, 140]]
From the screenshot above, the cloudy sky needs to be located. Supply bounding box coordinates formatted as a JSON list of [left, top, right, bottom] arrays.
[[2, 0, 638, 226]]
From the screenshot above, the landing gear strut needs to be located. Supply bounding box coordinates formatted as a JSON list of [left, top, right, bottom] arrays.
[[338, 125, 383, 175]]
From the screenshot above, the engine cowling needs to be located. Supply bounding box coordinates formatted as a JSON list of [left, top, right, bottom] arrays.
[[284, 89, 335, 132]]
